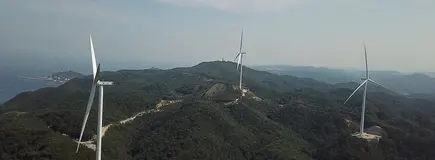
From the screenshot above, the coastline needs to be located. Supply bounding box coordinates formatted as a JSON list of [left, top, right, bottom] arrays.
[[19, 76, 67, 84]]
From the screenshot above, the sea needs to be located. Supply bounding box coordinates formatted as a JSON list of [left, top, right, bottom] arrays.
[[0, 67, 63, 104], [0, 57, 186, 105]]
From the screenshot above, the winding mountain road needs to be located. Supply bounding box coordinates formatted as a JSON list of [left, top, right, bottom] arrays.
[[74, 100, 182, 150]]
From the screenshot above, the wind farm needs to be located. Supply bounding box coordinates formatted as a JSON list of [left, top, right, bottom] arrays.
[[2, 1, 435, 160], [1, 32, 432, 160], [2, 37, 435, 160]]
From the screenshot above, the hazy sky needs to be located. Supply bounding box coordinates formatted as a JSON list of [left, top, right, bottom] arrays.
[[1, 0, 434, 72]]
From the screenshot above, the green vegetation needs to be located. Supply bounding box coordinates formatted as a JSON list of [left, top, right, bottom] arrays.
[[103, 100, 310, 160], [1, 61, 435, 159], [0, 112, 93, 159]]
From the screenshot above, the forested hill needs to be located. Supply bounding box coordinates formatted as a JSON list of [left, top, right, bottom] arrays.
[[1, 61, 435, 160]]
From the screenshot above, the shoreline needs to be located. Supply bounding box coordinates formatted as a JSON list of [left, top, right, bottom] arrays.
[[18, 76, 66, 83]]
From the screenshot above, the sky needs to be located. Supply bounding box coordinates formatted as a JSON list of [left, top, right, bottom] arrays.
[[0, 0, 435, 72]]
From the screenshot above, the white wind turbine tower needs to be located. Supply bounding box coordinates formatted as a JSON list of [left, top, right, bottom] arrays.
[[234, 29, 246, 94], [343, 43, 389, 136], [76, 35, 113, 160]]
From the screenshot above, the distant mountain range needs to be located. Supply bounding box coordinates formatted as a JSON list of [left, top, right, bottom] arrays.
[[253, 65, 435, 95]]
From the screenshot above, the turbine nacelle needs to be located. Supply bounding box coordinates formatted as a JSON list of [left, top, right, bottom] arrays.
[[93, 64, 113, 86], [234, 52, 247, 70], [97, 81, 114, 86]]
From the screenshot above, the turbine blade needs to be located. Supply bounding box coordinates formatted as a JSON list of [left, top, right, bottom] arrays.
[[76, 83, 97, 153], [234, 53, 241, 70], [90, 35, 97, 80], [364, 42, 369, 79], [239, 28, 244, 54], [344, 80, 368, 105], [237, 55, 242, 70], [234, 53, 240, 61], [94, 64, 101, 83], [368, 79, 392, 92]]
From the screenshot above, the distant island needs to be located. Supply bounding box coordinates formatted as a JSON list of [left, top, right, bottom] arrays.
[[19, 70, 83, 84], [149, 67, 162, 70], [46, 70, 83, 83]]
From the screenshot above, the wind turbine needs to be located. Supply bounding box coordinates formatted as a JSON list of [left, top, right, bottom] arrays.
[[76, 34, 113, 160], [234, 29, 246, 92], [343, 43, 389, 136]]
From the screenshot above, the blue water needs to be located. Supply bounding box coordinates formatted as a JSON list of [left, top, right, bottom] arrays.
[[0, 54, 183, 104], [0, 68, 62, 104]]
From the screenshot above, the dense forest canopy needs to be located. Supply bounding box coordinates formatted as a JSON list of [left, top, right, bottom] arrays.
[[1, 61, 435, 160]]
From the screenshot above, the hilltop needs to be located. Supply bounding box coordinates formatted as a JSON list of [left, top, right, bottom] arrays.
[[1, 61, 435, 159]]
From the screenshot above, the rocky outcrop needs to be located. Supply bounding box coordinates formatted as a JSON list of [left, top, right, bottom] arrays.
[[156, 100, 183, 109], [203, 83, 239, 102], [204, 83, 227, 98]]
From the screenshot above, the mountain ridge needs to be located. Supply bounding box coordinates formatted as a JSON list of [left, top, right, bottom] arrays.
[[254, 65, 435, 95], [1, 61, 435, 159]]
